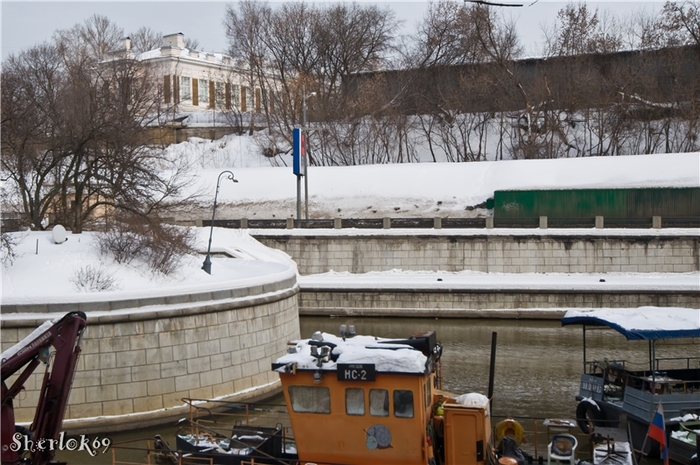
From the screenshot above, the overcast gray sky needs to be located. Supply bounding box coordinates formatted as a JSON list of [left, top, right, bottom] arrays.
[[1, 1, 664, 62]]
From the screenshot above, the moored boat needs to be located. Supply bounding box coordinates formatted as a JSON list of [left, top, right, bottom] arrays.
[[161, 328, 496, 465], [272, 328, 493, 465], [669, 416, 699, 465], [562, 308, 700, 465]]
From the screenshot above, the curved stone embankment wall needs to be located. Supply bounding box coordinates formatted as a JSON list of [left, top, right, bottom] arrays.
[[0, 274, 300, 434], [254, 233, 700, 275]]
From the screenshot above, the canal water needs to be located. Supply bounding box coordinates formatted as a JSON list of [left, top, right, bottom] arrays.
[[301, 316, 696, 420], [55, 316, 697, 464]]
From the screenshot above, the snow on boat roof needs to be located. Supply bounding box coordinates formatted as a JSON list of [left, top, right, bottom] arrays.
[[561, 307, 700, 340], [274, 333, 428, 374]]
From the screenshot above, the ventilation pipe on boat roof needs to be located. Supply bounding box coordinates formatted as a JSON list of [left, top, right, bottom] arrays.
[[310, 345, 331, 360], [339, 325, 356, 340]]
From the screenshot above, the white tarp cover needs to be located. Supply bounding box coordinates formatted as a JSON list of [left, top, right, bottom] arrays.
[[274, 333, 428, 374], [561, 307, 700, 340]]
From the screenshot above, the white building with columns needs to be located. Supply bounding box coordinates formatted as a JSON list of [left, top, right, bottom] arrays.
[[112, 32, 276, 117]]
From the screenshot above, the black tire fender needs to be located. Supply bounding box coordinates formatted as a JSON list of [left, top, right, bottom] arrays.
[[576, 400, 601, 434]]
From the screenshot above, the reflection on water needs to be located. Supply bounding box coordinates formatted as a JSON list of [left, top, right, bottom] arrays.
[[301, 316, 698, 420], [55, 316, 697, 464], [301, 317, 584, 419]]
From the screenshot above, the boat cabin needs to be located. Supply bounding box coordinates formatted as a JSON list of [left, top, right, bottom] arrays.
[[272, 329, 492, 465], [562, 308, 700, 465]]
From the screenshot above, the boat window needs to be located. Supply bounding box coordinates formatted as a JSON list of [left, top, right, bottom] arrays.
[[394, 390, 414, 418], [345, 388, 365, 415], [288, 386, 330, 414], [369, 389, 389, 416]]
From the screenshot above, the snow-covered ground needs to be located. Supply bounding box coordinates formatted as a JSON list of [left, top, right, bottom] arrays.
[[1, 136, 699, 313], [175, 136, 700, 220], [0, 228, 297, 309]]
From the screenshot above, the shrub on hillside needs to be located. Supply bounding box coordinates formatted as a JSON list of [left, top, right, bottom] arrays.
[[70, 264, 118, 292], [97, 214, 196, 276], [1, 231, 21, 267]]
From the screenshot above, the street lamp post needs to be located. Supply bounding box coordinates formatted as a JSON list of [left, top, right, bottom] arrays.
[[202, 170, 238, 274]]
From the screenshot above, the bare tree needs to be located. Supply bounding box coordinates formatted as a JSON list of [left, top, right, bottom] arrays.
[[1, 43, 67, 229], [317, 3, 398, 97], [407, 2, 527, 161], [2, 18, 197, 233], [53, 14, 123, 62], [548, 3, 607, 56], [224, 0, 274, 135], [130, 26, 163, 54], [224, 0, 401, 166], [658, 0, 700, 46], [185, 37, 201, 51]]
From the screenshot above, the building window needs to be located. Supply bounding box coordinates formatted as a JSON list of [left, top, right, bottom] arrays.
[[369, 389, 389, 417], [164, 76, 171, 104], [232, 85, 241, 110], [209, 81, 225, 108], [393, 390, 414, 418], [181, 77, 191, 101], [288, 386, 330, 414], [246, 87, 254, 112], [268, 89, 275, 114], [198, 79, 208, 107], [216, 82, 225, 107], [346, 388, 365, 416]]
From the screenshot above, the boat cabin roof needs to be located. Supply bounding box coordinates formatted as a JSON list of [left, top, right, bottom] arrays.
[[273, 332, 433, 375], [562, 307, 700, 340]]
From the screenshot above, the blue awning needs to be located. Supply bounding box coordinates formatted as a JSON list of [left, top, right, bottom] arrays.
[[562, 307, 700, 340]]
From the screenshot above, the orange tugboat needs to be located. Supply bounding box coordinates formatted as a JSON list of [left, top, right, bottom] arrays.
[[271, 327, 493, 465], [165, 327, 494, 465]]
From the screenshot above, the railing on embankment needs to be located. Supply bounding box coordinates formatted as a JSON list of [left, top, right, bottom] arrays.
[[204, 216, 700, 230]]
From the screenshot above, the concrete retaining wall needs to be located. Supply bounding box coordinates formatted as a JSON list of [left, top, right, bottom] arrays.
[[254, 233, 700, 275], [299, 288, 700, 317], [1, 275, 300, 434]]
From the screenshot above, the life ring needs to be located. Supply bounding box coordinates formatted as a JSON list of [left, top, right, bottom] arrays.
[[576, 400, 602, 434], [495, 419, 525, 446]]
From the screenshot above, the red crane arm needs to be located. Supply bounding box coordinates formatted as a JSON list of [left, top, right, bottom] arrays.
[[1, 311, 87, 465]]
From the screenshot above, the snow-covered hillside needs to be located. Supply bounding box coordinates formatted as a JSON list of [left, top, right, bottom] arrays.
[[172, 135, 699, 220]]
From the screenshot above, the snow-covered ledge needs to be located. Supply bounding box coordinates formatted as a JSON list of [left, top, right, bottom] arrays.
[[1, 229, 301, 433]]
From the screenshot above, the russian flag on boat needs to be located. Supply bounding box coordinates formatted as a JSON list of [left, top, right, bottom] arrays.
[[647, 403, 669, 465]]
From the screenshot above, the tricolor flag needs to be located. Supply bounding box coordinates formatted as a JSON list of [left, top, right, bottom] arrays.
[[647, 402, 669, 465]]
